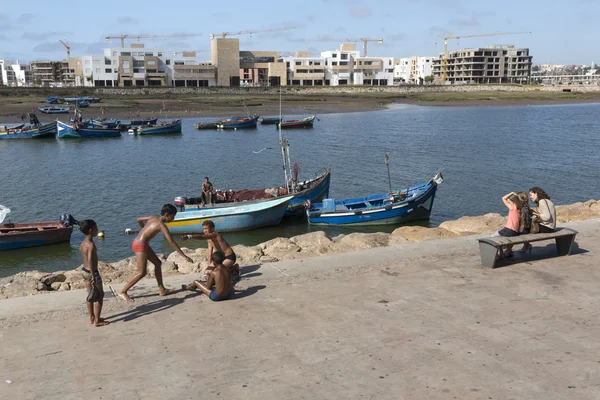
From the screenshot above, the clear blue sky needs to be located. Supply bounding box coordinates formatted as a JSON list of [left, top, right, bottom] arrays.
[[1, 0, 597, 64]]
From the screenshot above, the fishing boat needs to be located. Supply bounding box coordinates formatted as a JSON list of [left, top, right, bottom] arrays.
[[136, 120, 182, 135], [217, 115, 260, 130], [63, 97, 101, 103], [57, 120, 121, 139], [0, 114, 56, 139], [38, 106, 70, 114], [168, 195, 294, 233], [306, 172, 444, 226], [89, 118, 122, 129], [278, 115, 316, 129], [45, 96, 62, 104], [0, 123, 25, 131], [75, 100, 89, 108], [194, 121, 219, 130], [0, 207, 75, 250], [129, 117, 158, 126], [260, 116, 282, 125]]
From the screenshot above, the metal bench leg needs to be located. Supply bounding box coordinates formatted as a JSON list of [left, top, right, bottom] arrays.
[[479, 241, 499, 268], [555, 234, 575, 256]]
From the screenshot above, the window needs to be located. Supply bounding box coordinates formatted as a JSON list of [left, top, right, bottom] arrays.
[[286, 62, 290, 68], [332, 53, 337, 58], [105, 59, 111, 65], [105, 68, 112, 73], [341, 54, 348, 60], [332, 62, 338, 66], [158, 52, 163, 57], [121, 52, 131, 56], [112, 51, 117, 56], [145, 52, 153, 56], [147, 60, 156, 66], [295, 62, 302, 66], [166, 60, 171, 65]]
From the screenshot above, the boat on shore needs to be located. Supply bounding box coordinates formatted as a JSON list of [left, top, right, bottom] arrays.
[[168, 195, 294, 233], [57, 120, 121, 139], [260, 116, 282, 125], [136, 120, 182, 135], [38, 106, 70, 114], [306, 172, 443, 226], [217, 115, 260, 130], [75, 100, 89, 108], [278, 115, 316, 129]]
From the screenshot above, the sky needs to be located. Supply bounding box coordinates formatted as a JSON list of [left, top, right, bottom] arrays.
[[1, 0, 597, 65]]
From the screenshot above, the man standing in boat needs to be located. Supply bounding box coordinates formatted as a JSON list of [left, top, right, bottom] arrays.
[[201, 177, 214, 207]]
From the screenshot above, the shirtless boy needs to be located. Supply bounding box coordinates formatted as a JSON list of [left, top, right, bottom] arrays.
[[181, 220, 240, 279], [119, 204, 193, 302], [79, 220, 109, 327], [184, 251, 233, 301]]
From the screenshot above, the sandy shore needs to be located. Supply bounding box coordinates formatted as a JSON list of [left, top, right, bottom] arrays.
[[1, 217, 599, 399]]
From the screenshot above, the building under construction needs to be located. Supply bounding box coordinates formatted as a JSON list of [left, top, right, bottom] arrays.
[[432, 45, 532, 84], [30, 61, 74, 86]]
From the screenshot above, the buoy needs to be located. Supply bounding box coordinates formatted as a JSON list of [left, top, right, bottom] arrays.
[[98, 231, 105, 238]]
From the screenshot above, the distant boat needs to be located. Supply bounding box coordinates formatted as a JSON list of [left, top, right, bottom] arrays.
[[278, 115, 316, 129], [38, 106, 70, 114], [168, 195, 294, 233], [307, 172, 443, 226], [194, 121, 220, 130], [57, 120, 121, 139], [136, 120, 182, 135], [129, 117, 158, 126], [88, 118, 122, 129], [260, 116, 282, 125], [0, 123, 25, 131], [45, 96, 61, 104], [63, 97, 101, 103], [217, 115, 260, 130], [0, 122, 56, 139], [75, 100, 89, 108], [0, 221, 74, 250]]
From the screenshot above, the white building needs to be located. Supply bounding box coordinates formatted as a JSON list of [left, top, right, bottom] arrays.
[[352, 56, 394, 86], [77, 45, 216, 87], [410, 56, 433, 84], [0, 60, 33, 87], [321, 44, 361, 85], [394, 58, 411, 84], [282, 52, 326, 86]]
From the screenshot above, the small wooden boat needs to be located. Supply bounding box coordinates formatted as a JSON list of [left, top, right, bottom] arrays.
[[75, 100, 90, 108], [194, 121, 219, 130], [0, 122, 56, 139], [89, 118, 122, 129], [278, 115, 316, 129], [306, 172, 443, 226], [0, 222, 73, 250], [129, 117, 158, 126], [38, 106, 70, 114], [260, 116, 282, 125], [57, 120, 121, 139], [137, 120, 182, 135], [217, 115, 260, 130], [168, 195, 293, 233], [63, 97, 101, 103]]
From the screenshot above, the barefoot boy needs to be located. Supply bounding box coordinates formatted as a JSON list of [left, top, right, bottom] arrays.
[[119, 204, 193, 302], [181, 220, 240, 279], [79, 220, 109, 327], [184, 251, 233, 301]]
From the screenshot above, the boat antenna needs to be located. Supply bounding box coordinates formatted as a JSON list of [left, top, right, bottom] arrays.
[[385, 152, 393, 194]]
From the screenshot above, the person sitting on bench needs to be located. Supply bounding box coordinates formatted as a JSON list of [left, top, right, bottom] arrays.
[[491, 192, 522, 258], [200, 177, 213, 207], [529, 186, 556, 233]]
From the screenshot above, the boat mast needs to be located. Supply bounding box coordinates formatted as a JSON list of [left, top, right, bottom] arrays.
[[278, 86, 293, 193], [385, 152, 393, 194]]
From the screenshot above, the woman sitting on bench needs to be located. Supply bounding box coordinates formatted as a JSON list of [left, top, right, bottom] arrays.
[[529, 187, 556, 233], [491, 192, 522, 258]]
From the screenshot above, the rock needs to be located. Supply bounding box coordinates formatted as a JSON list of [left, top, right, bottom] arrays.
[[388, 234, 410, 245], [147, 260, 181, 276], [439, 213, 505, 235], [50, 282, 62, 291], [96, 261, 129, 283], [259, 255, 279, 263], [332, 232, 391, 252], [391, 226, 459, 243], [556, 202, 600, 223], [232, 245, 263, 265], [261, 237, 301, 260], [42, 273, 66, 286], [36, 281, 49, 291], [167, 249, 201, 274], [0, 276, 48, 299], [290, 231, 335, 255], [24, 271, 46, 280], [58, 282, 71, 291]]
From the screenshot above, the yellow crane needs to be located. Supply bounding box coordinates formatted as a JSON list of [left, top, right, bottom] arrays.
[[296, 38, 383, 57], [59, 40, 70, 58], [104, 33, 203, 48], [440, 31, 531, 82], [209, 26, 296, 40]]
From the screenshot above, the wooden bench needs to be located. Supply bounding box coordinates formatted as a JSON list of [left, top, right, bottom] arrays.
[[477, 227, 578, 268]]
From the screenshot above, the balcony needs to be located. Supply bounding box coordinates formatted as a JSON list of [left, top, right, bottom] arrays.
[[293, 65, 324, 71], [292, 72, 325, 79], [331, 65, 353, 71]]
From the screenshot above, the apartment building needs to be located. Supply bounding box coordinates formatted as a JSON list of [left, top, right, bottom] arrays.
[[321, 44, 360, 85], [30, 61, 74, 86], [353, 56, 394, 86], [0, 60, 33, 87], [394, 58, 410, 83], [282, 52, 326, 86], [432, 45, 532, 84]]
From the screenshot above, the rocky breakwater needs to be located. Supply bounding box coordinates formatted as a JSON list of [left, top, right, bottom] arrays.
[[2, 200, 599, 300]]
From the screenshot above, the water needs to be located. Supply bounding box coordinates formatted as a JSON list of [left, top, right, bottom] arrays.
[[1, 103, 599, 277]]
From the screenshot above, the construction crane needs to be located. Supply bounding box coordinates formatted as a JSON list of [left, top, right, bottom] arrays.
[[59, 40, 70, 58], [296, 38, 383, 57], [440, 31, 531, 82], [209, 27, 296, 40], [104, 33, 203, 48]]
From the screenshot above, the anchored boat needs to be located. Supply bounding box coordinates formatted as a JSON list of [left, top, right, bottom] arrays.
[[57, 120, 121, 139], [38, 106, 70, 114], [278, 115, 316, 129], [136, 120, 182, 135]]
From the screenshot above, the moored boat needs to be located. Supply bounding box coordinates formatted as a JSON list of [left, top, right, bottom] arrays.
[[129, 117, 158, 126], [57, 120, 121, 139], [260, 116, 282, 125], [194, 121, 220, 130], [38, 106, 70, 114], [217, 115, 260, 130], [306, 172, 444, 226], [75, 100, 90, 108], [0, 122, 56, 139], [278, 115, 316, 129], [136, 120, 182, 135], [168, 195, 294, 233], [0, 207, 76, 250]]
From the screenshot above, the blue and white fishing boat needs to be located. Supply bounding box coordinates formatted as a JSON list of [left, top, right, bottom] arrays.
[[217, 115, 260, 130], [136, 120, 182, 135], [0, 122, 56, 139], [75, 100, 89, 108], [38, 106, 70, 114], [64, 96, 101, 103], [57, 120, 121, 139], [168, 195, 294, 233], [88, 118, 122, 129], [306, 172, 444, 226]]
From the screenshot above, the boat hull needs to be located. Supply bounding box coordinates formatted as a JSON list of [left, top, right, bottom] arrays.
[[285, 169, 331, 217], [57, 121, 121, 138], [194, 122, 219, 130], [260, 117, 281, 125], [218, 116, 259, 129], [279, 115, 316, 129], [307, 178, 440, 226], [168, 196, 293, 233], [137, 120, 182, 135], [0, 222, 73, 250], [38, 106, 70, 114], [0, 122, 56, 139]]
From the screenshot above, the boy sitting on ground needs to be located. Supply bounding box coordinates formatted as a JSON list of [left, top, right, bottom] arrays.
[[182, 251, 233, 301]]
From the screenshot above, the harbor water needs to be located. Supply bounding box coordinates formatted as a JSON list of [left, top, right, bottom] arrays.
[[1, 103, 599, 277]]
